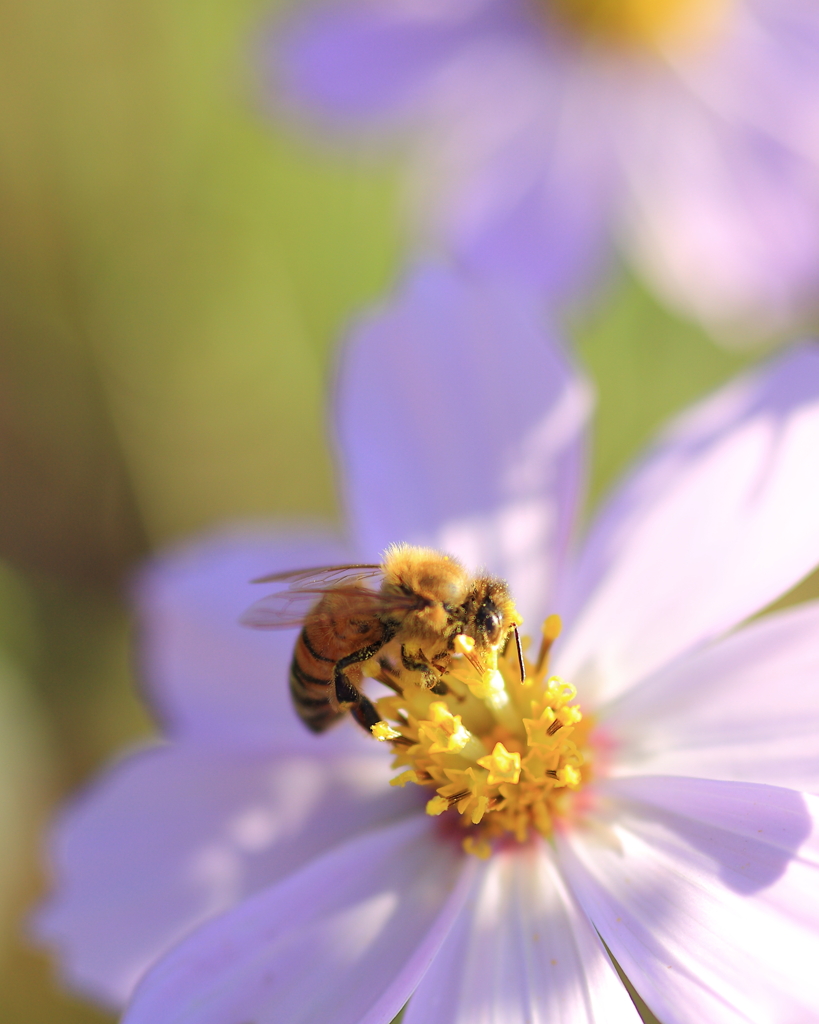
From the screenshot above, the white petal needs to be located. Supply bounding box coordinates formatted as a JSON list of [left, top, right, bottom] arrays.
[[122, 816, 472, 1024], [335, 262, 591, 621], [134, 526, 366, 753], [601, 601, 819, 792], [560, 778, 819, 1024], [404, 841, 640, 1024], [33, 743, 418, 1007], [556, 344, 819, 704]]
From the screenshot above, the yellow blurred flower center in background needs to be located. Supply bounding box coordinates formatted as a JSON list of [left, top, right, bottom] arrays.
[[548, 0, 732, 51], [373, 615, 594, 857]]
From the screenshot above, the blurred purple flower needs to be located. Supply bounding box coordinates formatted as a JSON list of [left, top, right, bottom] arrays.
[[35, 266, 819, 1023], [270, 0, 819, 337]]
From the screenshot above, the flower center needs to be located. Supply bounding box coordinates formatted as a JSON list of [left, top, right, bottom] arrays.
[[372, 615, 592, 858], [546, 0, 733, 52]]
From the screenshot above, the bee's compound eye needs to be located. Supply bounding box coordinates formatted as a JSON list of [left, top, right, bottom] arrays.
[[476, 600, 502, 646]]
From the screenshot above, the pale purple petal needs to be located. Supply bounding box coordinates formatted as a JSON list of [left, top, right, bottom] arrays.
[[601, 601, 819, 793], [336, 263, 592, 623], [622, 75, 819, 335], [34, 743, 419, 1007], [277, 0, 617, 298], [122, 816, 474, 1024], [560, 778, 819, 1024], [663, 0, 819, 170], [412, 38, 617, 297], [134, 527, 364, 752], [403, 841, 641, 1024], [269, 0, 819, 327], [556, 344, 819, 704], [271, 0, 506, 129]]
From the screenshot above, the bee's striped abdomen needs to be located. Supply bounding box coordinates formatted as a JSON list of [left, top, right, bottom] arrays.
[[290, 623, 344, 732], [289, 596, 384, 732]]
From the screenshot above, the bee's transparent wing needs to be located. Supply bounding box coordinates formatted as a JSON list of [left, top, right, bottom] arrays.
[[242, 584, 421, 631], [250, 564, 383, 586]]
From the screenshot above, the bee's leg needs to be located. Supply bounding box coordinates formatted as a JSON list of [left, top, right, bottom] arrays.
[[374, 658, 404, 695], [334, 629, 394, 734], [428, 651, 452, 695], [401, 645, 440, 690], [333, 670, 362, 708], [350, 694, 381, 732]]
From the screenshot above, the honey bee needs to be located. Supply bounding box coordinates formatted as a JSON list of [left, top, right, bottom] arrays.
[[243, 544, 524, 734]]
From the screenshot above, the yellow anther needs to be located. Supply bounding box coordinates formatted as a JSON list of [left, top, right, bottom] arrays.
[[558, 705, 583, 727], [421, 702, 474, 754], [470, 796, 490, 824], [465, 667, 505, 702], [557, 765, 582, 789], [542, 677, 577, 707], [536, 614, 563, 673], [426, 795, 449, 817], [478, 742, 522, 785], [390, 769, 420, 788], [453, 633, 475, 656], [371, 722, 402, 741], [543, 614, 562, 643], [429, 701, 454, 725], [462, 836, 492, 859]]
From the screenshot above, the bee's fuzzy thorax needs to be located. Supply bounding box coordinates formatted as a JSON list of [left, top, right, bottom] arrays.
[[380, 543, 470, 608]]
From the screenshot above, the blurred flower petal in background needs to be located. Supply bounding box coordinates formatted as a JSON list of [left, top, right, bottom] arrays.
[[35, 266, 819, 1022], [0, 650, 48, 962], [270, 0, 819, 339]]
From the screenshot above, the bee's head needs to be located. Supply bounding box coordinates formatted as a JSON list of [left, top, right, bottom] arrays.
[[463, 576, 521, 652]]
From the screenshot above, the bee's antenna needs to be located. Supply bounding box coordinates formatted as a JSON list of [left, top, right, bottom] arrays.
[[513, 625, 525, 683]]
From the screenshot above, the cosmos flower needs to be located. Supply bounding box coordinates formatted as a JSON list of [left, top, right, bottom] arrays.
[[270, 0, 819, 337], [36, 265, 819, 1023]]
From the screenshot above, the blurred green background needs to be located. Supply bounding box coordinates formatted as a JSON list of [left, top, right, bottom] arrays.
[[0, 1, 807, 1022]]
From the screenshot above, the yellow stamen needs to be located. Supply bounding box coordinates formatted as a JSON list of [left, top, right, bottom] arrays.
[[462, 836, 492, 859], [478, 742, 522, 785], [375, 616, 593, 856], [547, 0, 733, 52], [420, 702, 486, 758], [426, 795, 450, 816], [390, 769, 421, 788]]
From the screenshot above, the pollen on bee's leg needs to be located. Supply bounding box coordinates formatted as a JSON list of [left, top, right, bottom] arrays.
[[371, 722, 402, 741]]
